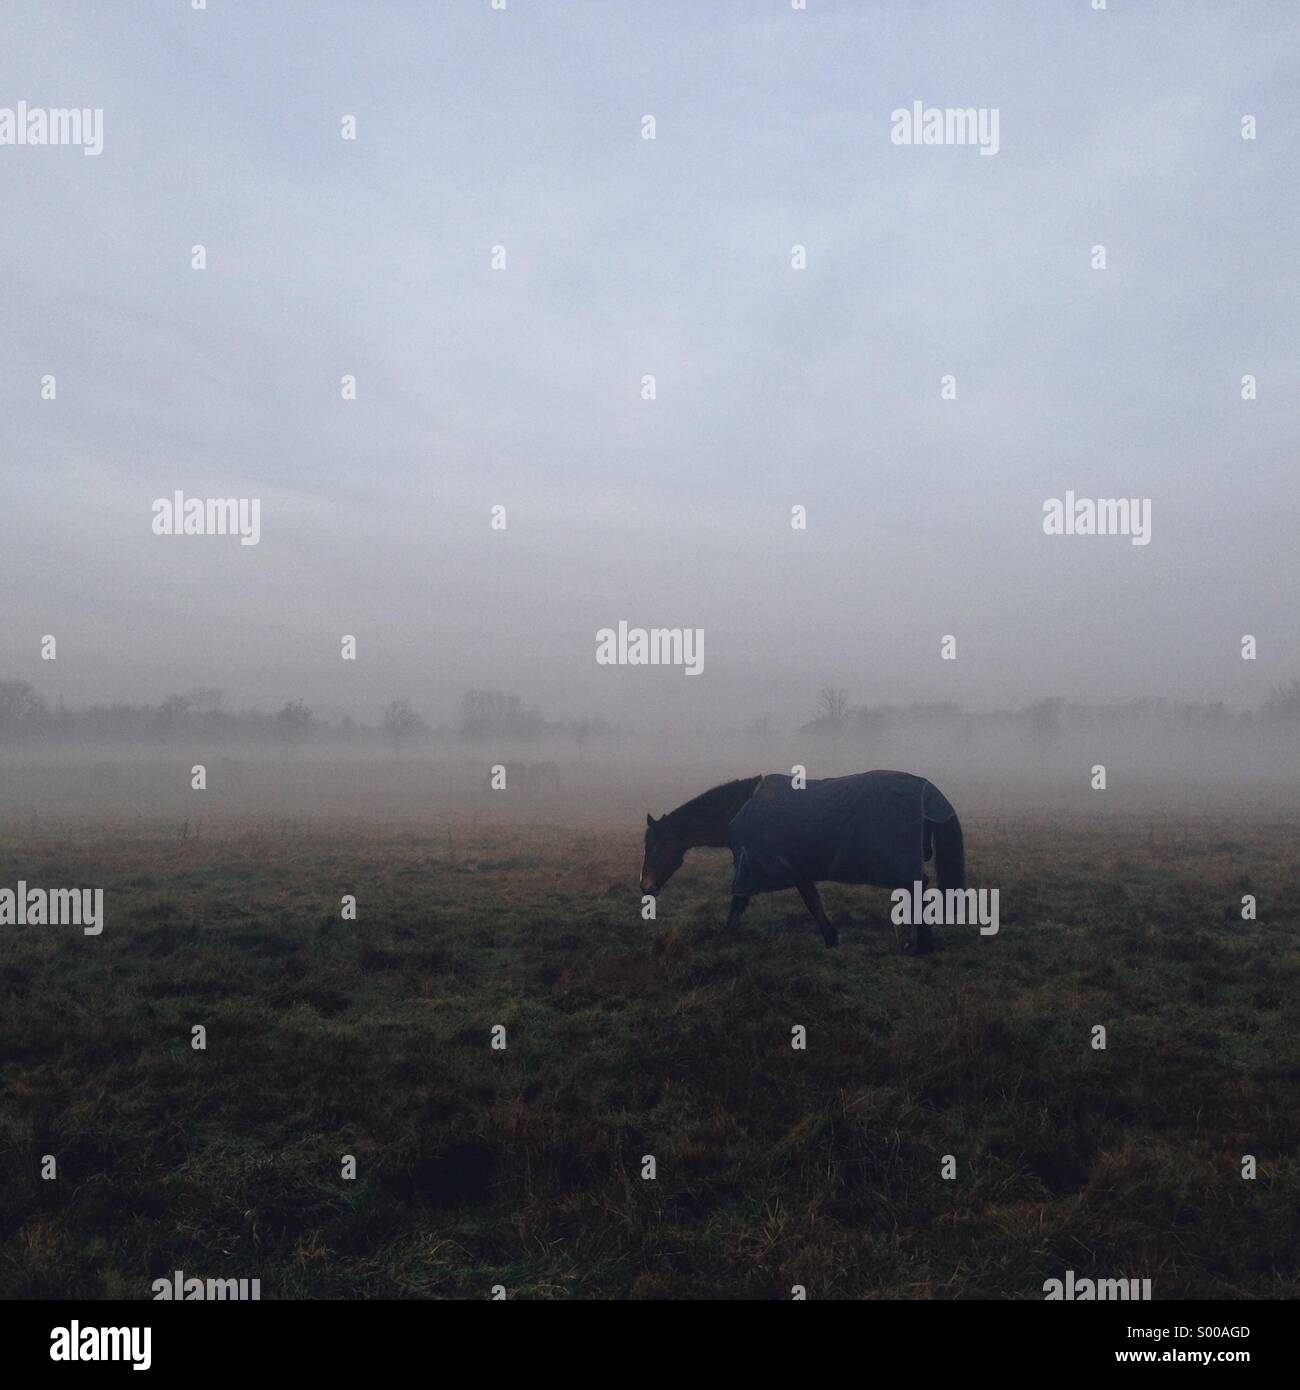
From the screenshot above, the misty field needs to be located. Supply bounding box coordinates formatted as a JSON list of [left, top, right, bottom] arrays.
[[1, 785, 1298, 1299]]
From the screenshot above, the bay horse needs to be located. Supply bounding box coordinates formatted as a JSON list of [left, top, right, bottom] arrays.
[[640, 770, 964, 953]]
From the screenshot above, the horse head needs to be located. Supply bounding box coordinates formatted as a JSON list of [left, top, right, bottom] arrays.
[[640, 814, 685, 895]]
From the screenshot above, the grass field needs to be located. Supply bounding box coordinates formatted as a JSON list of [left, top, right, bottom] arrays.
[[1, 792, 1298, 1299]]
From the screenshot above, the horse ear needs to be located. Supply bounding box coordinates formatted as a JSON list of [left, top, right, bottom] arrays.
[[646, 813, 655, 827]]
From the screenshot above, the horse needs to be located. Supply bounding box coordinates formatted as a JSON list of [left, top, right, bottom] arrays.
[[640, 769, 964, 953]]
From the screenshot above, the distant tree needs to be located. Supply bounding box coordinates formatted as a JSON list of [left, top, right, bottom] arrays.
[[148, 693, 192, 739], [459, 690, 542, 742], [1261, 679, 1300, 726], [274, 699, 314, 746], [905, 700, 961, 725], [569, 717, 594, 758], [815, 687, 849, 728], [0, 681, 46, 740], [52, 696, 74, 738], [185, 687, 225, 713], [853, 705, 892, 737], [381, 700, 428, 751], [1024, 696, 1066, 747]]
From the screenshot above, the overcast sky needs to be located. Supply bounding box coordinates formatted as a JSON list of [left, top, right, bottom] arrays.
[[2, 0, 1297, 728]]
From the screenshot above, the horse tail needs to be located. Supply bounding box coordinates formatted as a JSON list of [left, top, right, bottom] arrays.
[[932, 813, 965, 891]]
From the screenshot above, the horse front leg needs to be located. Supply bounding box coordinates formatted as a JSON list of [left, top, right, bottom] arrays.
[[796, 882, 838, 947], [725, 894, 751, 929]]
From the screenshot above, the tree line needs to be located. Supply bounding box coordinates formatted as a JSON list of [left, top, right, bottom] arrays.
[[0, 683, 617, 749]]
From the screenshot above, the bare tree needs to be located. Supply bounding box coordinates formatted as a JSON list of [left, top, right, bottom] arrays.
[[458, 690, 542, 742], [0, 680, 46, 740], [185, 686, 225, 713], [274, 699, 314, 746], [1261, 678, 1300, 726], [381, 700, 428, 751], [1023, 695, 1066, 748], [815, 686, 849, 728]]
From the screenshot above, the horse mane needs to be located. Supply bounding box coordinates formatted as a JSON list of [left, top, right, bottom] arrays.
[[660, 776, 762, 843]]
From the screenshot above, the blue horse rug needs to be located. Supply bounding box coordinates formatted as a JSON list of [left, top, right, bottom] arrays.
[[727, 770, 956, 896]]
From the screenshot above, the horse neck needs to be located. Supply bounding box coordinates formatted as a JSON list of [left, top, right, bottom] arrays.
[[681, 821, 731, 850], [673, 778, 759, 849]]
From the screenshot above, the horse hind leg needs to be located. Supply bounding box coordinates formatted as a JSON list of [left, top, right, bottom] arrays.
[[796, 882, 838, 948], [902, 874, 935, 955]]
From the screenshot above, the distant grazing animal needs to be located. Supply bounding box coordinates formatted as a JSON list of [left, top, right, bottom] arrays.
[[641, 770, 964, 953]]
